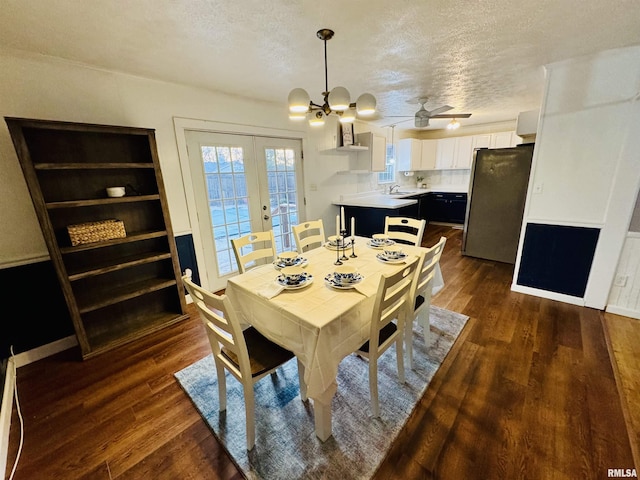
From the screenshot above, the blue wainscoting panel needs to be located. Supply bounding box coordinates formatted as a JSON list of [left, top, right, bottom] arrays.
[[517, 223, 600, 297], [0, 260, 74, 357]]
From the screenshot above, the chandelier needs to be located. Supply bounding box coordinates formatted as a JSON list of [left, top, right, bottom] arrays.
[[288, 29, 376, 126]]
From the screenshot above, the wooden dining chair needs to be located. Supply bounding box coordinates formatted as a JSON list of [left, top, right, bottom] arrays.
[[231, 230, 277, 273], [292, 219, 326, 253], [182, 270, 304, 450], [383, 216, 426, 247], [406, 236, 447, 368], [356, 257, 419, 417]]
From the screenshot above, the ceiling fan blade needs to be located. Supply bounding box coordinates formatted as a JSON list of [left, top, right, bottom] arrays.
[[427, 105, 454, 116], [430, 113, 472, 119], [384, 115, 414, 118]]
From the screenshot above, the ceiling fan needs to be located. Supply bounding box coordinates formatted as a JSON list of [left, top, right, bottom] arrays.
[[386, 97, 472, 128]]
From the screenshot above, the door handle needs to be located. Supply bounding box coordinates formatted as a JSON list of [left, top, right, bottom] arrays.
[[263, 214, 270, 220]]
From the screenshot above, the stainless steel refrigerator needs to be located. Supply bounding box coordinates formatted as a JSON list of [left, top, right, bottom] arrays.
[[462, 143, 534, 264]]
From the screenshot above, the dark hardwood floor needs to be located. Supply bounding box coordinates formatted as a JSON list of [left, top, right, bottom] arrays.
[[7, 226, 639, 479]]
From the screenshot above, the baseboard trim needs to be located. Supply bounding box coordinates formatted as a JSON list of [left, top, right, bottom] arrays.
[[605, 305, 640, 320], [510, 283, 586, 307], [429, 221, 463, 229], [14, 336, 78, 368], [1, 357, 16, 479]]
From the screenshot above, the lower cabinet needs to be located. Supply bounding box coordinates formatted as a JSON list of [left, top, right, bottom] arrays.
[[340, 192, 467, 238], [426, 193, 468, 224], [342, 203, 419, 238]]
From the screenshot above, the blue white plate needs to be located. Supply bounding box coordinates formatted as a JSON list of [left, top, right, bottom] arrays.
[[276, 272, 313, 290], [273, 257, 308, 270], [324, 272, 364, 290], [324, 240, 353, 251], [366, 239, 395, 249], [376, 252, 409, 264]]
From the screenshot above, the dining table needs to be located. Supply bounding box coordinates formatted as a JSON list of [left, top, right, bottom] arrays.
[[224, 235, 444, 441]]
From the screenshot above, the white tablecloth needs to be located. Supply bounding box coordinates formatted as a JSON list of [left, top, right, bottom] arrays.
[[225, 236, 443, 399]]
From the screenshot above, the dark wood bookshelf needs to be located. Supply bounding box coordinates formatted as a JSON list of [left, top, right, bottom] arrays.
[[5, 117, 188, 359]]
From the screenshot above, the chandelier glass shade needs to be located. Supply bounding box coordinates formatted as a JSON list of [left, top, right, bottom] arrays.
[[288, 29, 376, 126]]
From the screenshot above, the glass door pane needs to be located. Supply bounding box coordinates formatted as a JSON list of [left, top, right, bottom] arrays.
[[185, 131, 304, 292], [185, 130, 261, 291], [254, 138, 304, 254], [202, 144, 251, 276]]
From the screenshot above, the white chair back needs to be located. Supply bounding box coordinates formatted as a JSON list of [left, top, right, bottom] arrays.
[[384, 216, 426, 247], [182, 270, 300, 450], [406, 236, 447, 368], [292, 219, 326, 253], [371, 260, 419, 347], [231, 230, 277, 273], [358, 257, 419, 416], [182, 272, 250, 379], [412, 236, 447, 302]]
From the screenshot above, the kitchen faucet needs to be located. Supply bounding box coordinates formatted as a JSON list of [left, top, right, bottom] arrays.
[[389, 184, 400, 194]]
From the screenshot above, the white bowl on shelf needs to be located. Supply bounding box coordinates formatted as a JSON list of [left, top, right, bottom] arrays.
[[106, 186, 126, 197]]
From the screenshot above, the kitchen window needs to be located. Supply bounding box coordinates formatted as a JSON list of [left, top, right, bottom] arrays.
[[377, 143, 396, 183]]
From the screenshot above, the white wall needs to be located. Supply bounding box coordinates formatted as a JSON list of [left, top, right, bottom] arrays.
[[607, 233, 640, 319], [513, 45, 640, 309], [0, 50, 375, 271], [607, 191, 640, 319]]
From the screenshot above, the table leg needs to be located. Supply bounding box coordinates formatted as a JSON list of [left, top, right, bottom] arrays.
[[296, 359, 308, 401], [312, 381, 337, 441]]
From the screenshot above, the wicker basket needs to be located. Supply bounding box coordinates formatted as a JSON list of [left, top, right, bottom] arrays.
[[67, 219, 126, 246]]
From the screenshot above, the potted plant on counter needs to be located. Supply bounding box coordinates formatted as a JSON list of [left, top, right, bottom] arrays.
[[416, 175, 424, 188]]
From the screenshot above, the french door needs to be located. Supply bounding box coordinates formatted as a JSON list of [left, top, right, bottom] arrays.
[[185, 130, 304, 291]]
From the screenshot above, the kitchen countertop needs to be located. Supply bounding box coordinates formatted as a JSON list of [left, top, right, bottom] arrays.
[[333, 185, 468, 209]]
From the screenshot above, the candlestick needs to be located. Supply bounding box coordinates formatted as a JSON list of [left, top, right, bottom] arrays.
[[335, 214, 340, 237], [334, 234, 343, 265], [350, 217, 355, 241], [350, 237, 357, 258], [340, 229, 348, 260], [341, 207, 345, 230]]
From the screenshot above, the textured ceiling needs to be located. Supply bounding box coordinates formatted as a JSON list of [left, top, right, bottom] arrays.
[[1, 0, 640, 131]]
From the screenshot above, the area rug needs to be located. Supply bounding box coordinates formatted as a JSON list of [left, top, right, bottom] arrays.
[[175, 306, 469, 480]]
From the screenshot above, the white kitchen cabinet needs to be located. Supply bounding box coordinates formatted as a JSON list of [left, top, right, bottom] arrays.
[[420, 139, 438, 170], [332, 132, 385, 173], [396, 138, 422, 171], [436, 136, 474, 169], [454, 135, 474, 169], [403, 131, 521, 171], [436, 137, 456, 169], [490, 131, 519, 148], [472, 134, 491, 150], [356, 132, 386, 172]]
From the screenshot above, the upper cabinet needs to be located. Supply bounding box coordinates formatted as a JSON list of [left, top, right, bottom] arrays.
[[420, 140, 438, 170], [435, 137, 456, 169], [435, 136, 474, 169], [416, 131, 521, 171], [331, 131, 385, 174], [454, 135, 475, 169], [397, 138, 437, 171], [472, 134, 492, 150], [490, 131, 519, 148], [397, 138, 422, 171], [357, 132, 386, 172]]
